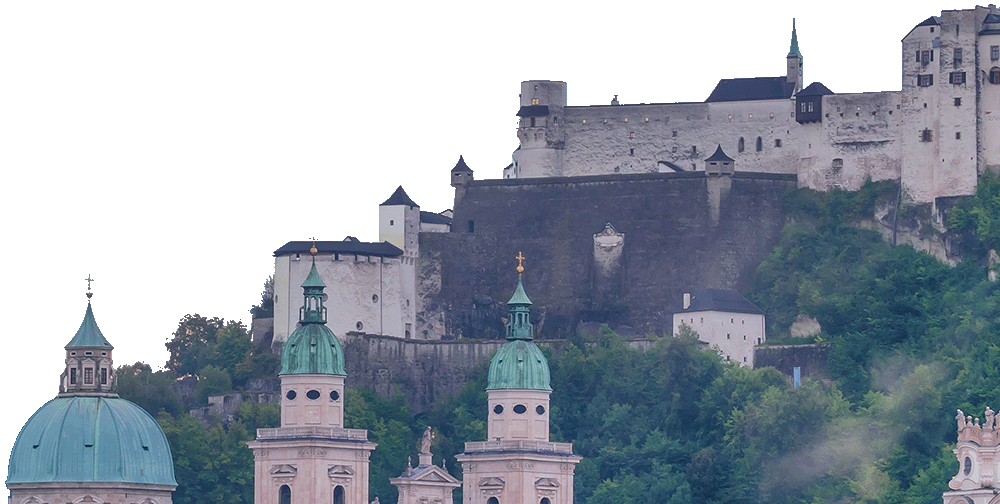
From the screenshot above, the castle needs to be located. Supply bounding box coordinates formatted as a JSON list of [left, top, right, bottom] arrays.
[[506, 6, 1000, 206]]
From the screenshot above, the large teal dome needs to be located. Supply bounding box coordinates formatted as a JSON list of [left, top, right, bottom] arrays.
[[6, 396, 176, 486], [280, 323, 346, 375], [486, 340, 551, 391]]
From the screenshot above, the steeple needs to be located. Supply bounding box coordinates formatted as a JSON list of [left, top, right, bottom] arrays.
[[787, 19, 802, 59], [506, 252, 534, 340], [60, 282, 117, 396], [299, 245, 328, 325]]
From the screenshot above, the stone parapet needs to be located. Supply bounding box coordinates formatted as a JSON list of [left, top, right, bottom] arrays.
[[255, 427, 369, 441], [463, 440, 574, 455]]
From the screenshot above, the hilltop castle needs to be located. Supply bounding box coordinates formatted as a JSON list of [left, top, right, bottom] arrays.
[[505, 6, 1000, 205]]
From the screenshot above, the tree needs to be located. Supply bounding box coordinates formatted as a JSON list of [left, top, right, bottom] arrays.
[[166, 314, 226, 375], [249, 276, 274, 318]]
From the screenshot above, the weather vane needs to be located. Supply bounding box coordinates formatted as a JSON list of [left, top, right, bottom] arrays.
[[515, 252, 526, 274], [85, 274, 94, 299]]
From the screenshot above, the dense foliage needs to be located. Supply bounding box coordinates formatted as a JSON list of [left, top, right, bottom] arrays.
[[117, 177, 1000, 504]]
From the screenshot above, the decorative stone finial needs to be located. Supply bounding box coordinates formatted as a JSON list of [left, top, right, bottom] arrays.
[[515, 251, 526, 274]]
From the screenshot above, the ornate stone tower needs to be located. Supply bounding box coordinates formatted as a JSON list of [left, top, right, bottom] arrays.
[[943, 406, 1000, 503], [389, 427, 461, 504], [248, 248, 376, 504], [455, 255, 580, 504], [786, 19, 803, 95], [7, 287, 176, 504]]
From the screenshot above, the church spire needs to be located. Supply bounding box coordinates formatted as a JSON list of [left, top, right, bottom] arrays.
[[60, 281, 117, 396], [506, 252, 534, 340], [299, 243, 327, 325], [787, 19, 802, 58]]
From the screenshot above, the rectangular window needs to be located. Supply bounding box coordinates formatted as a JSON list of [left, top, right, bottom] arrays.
[[949, 72, 966, 84], [807, 102, 814, 112], [954, 48, 962, 66], [775, 139, 782, 147], [921, 129, 933, 142], [956, 132, 962, 140], [84, 368, 93, 385], [101, 368, 108, 385], [70, 368, 77, 385], [800, 102, 807, 113], [955, 97, 962, 106], [918, 74, 934, 87], [922, 50, 930, 65], [916, 50, 921, 63], [993, 45, 1000, 60]]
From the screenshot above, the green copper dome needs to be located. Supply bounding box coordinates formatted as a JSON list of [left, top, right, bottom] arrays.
[[486, 271, 551, 390], [280, 323, 346, 375], [486, 340, 551, 391], [6, 396, 176, 486], [279, 257, 346, 375]]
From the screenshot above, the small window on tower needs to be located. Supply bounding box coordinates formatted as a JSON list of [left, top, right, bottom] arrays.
[[954, 48, 962, 66], [84, 368, 93, 385], [921, 129, 933, 142], [70, 368, 77, 385], [530, 98, 539, 105], [956, 132, 961, 140], [100, 368, 107, 385], [992, 45, 1000, 61]]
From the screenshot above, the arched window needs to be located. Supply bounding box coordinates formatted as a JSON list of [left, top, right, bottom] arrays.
[[279, 485, 291, 504], [737, 137, 745, 153], [541, 499, 551, 504], [991, 67, 1000, 85], [488, 498, 499, 504], [755, 137, 763, 152], [333, 485, 345, 504]]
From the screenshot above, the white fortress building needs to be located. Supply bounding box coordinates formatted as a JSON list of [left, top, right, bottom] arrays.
[[505, 6, 1000, 205]]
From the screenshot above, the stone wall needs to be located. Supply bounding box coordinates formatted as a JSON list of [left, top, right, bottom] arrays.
[[422, 171, 795, 340], [753, 343, 831, 382]]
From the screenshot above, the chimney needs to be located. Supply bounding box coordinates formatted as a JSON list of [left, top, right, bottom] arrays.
[[683, 293, 691, 310]]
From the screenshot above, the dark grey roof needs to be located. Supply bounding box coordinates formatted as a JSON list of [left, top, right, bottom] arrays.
[[796, 82, 834, 97], [273, 240, 403, 257], [451, 155, 473, 173], [985, 13, 1000, 23], [380, 185, 419, 208], [916, 16, 941, 27], [705, 145, 734, 162], [705, 76, 795, 103], [420, 211, 452, 225], [679, 289, 764, 315], [657, 160, 687, 172], [517, 105, 550, 117]]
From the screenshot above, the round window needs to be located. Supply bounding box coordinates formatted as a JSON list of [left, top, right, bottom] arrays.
[[306, 389, 321, 400], [493, 404, 504, 414], [285, 390, 297, 400], [513, 404, 527, 414], [356, 321, 364, 331], [330, 390, 340, 401], [372, 294, 379, 303], [536, 405, 546, 415], [965, 456, 973, 476]]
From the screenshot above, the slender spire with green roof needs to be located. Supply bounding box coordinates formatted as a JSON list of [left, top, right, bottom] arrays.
[[787, 18, 802, 59], [486, 253, 551, 390], [280, 244, 346, 375], [66, 300, 113, 349], [299, 243, 327, 324], [506, 252, 533, 340]]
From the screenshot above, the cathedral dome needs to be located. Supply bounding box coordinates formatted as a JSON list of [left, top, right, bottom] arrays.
[[280, 323, 346, 375], [6, 396, 176, 486], [486, 339, 551, 390]]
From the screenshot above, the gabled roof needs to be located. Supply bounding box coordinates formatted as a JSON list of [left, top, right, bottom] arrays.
[[516, 105, 549, 117], [797, 82, 834, 97], [451, 155, 473, 173], [679, 288, 764, 315], [273, 240, 403, 258], [380, 186, 419, 208], [705, 145, 734, 163], [420, 211, 453, 225], [705, 76, 796, 102]]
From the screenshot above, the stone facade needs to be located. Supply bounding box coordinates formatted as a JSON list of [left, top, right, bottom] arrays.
[[506, 7, 1000, 206]]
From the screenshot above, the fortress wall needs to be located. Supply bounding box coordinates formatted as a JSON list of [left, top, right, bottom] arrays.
[[558, 101, 799, 176], [424, 172, 795, 340]]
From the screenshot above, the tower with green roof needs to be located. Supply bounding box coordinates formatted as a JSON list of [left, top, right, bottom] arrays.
[[248, 247, 376, 504], [7, 289, 177, 504], [456, 254, 580, 504], [786, 18, 803, 94]]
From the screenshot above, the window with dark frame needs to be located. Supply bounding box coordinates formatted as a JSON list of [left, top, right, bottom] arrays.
[[955, 97, 962, 106], [918, 74, 934, 87], [991, 67, 1000, 85], [949, 71, 966, 84], [993, 45, 1000, 61], [954, 48, 962, 66], [921, 129, 933, 142], [84, 368, 93, 385]]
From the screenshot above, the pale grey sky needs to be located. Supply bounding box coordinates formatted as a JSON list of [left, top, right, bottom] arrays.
[[0, 0, 953, 481]]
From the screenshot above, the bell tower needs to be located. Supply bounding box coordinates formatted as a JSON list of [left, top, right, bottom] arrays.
[[456, 254, 580, 504], [786, 19, 803, 94], [248, 246, 376, 504]]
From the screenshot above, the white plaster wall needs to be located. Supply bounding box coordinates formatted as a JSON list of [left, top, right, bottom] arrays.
[[673, 311, 764, 367], [979, 33, 1000, 173], [274, 254, 409, 341], [486, 389, 550, 442], [798, 92, 903, 192], [280, 374, 345, 428], [379, 206, 407, 251]]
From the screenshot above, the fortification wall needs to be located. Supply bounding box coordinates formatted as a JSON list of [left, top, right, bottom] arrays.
[[422, 171, 795, 340]]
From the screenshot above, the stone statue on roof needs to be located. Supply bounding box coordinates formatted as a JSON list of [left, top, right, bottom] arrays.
[[421, 426, 435, 454]]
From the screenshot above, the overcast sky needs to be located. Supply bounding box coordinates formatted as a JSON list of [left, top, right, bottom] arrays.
[[0, 0, 954, 481]]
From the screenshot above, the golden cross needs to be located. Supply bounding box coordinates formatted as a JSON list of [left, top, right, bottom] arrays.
[[515, 252, 526, 273]]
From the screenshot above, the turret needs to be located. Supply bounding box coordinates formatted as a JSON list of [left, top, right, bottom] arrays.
[[786, 19, 804, 94], [379, 185, 420, 255], [450, 155, 474, 188], [59, 286, 116, 397], [512, 80, 567, 178]]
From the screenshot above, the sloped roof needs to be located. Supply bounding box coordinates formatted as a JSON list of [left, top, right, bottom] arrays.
[[516, 105, 550, 117], [705, 145, 734, 163], [680, 288, 764, 315], [380, 186, 419, 208], [65, 303, 113, 349], [797, 82, 834, 97], [273, 240, 403, 257], [916, 16, 941, 27], [451, 155, 473, 173], [705, 76, 796, 102], [420, 211, 452, 225]]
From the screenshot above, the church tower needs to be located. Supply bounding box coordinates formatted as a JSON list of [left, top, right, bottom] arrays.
[[248, 246, 376, 504], [455, 254, 580, 504], [786, 19, 803, 95]]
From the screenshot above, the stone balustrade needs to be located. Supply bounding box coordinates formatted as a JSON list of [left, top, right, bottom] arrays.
[[463, 440, 574, 455], [256, 427, 369, 441]]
